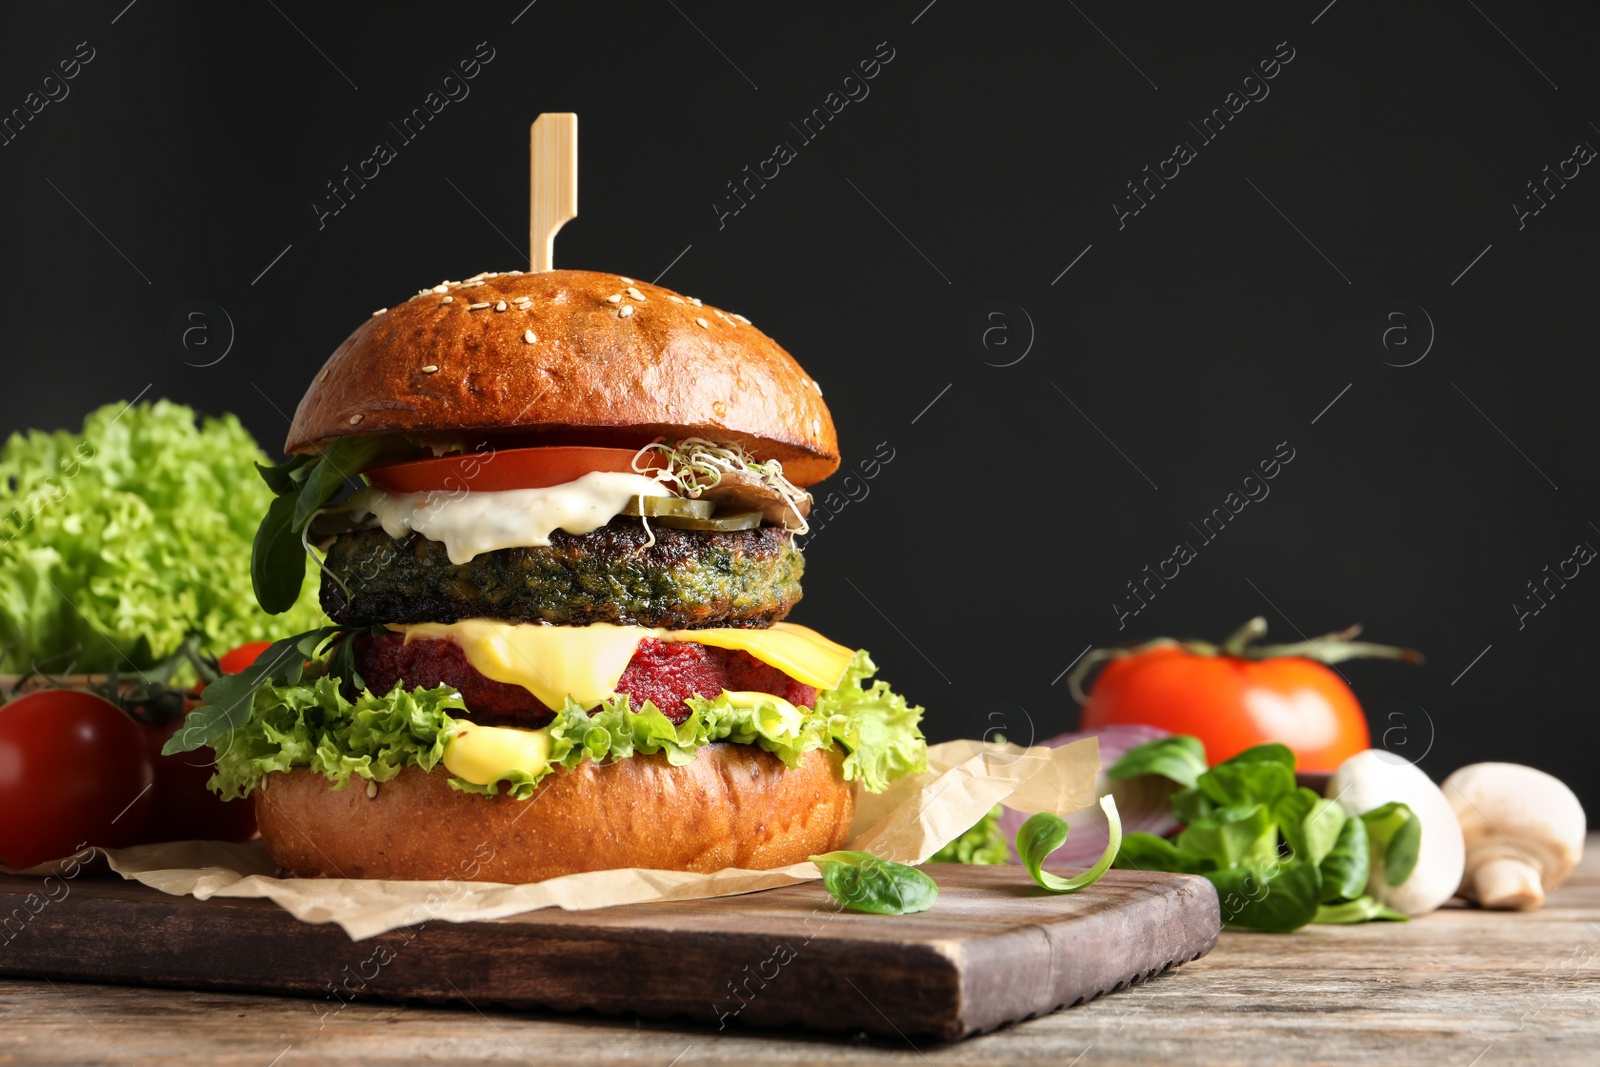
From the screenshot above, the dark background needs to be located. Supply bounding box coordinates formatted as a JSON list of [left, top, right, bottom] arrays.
[[2, 2, 1595, 808]]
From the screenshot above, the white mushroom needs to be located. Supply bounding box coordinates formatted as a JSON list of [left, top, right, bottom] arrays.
[[1326, 750, 1465, 916], [1442, 763, 1586, 911]]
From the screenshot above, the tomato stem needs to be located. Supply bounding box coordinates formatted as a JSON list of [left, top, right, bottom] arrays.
[[1067, 618, 1422, 704]]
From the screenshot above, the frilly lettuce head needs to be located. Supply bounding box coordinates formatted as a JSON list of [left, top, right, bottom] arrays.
[[0, 400, 324, 673]]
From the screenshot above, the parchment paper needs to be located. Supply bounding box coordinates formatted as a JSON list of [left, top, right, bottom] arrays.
[[10, 737, 1098, 940]]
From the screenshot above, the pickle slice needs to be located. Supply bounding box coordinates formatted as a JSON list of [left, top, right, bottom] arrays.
[[652, 509, 763, 531], [619, 495, 715, 519]]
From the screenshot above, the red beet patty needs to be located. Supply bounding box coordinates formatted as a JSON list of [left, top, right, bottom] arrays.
[[351, 631, 818, 728]]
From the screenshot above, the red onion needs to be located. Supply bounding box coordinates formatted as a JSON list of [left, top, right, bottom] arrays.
[[997, 724, 1182, 865]]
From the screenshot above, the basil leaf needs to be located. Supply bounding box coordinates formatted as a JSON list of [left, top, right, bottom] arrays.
[[291, 436, 388, 532], [163, 625, 343, 755], [1313, 896, 1409, 923], [1176, 804, 1278, 868], [1220, 742, 1296, 768], [1318, 811, 1370, 902], [1170, 785, 1215, 824], [810, 851, 938, 915], [1114, 831, 1200, 874], [1105, 734, 1207, 788], [1208, 859, 1322, 931], [1198, 759, 1295, 807], [251, 493, 307, 615], [1360, 801, 1422, 887], [1275, 788, 1350, 869], [1018, 795, 1122, 893]]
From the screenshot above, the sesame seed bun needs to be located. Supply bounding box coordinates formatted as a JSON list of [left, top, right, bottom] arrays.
[[286, 270, 840, 486], [253, 745, 854, 882]]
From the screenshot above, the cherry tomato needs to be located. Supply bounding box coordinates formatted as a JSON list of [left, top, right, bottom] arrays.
[[218, 641, 273, 675], [366, 446, 642, 493], [138, 708, 257, 844], [0, 690, 155, 868], [1080, 646, 1371, 773]]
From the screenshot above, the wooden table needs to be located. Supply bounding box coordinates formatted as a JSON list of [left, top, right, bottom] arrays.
[[4, 838, 1596, 1066]]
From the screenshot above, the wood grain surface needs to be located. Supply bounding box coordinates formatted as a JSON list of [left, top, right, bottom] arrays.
[[2, 840, 1597, 1065], [0, 864, 1218, 1043]]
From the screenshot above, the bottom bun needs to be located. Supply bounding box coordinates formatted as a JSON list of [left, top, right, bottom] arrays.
[[254, 744, 854, 882]]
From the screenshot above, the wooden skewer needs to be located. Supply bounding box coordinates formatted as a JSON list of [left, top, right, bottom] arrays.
[[529, 113, 577, 273]]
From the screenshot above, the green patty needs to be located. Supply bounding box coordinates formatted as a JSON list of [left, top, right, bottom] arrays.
[[321, 520, 804, 629]]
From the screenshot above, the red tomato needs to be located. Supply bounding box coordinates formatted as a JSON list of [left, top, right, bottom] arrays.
[[0, 690, 155, 868], [1080, 646, 1371, 773], [138, 709, 257, 844], [218, 641, 273, 675], [366, 446, 642, 493]]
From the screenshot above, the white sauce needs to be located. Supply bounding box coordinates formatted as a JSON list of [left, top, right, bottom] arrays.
[[352, 472, 670, 564]]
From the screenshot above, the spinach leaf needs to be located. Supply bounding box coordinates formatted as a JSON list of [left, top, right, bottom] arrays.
[[251, 493, 307, 615], [1313, 896, 1409, 923], [252, 436, 399, 615], [1018, 796, 1122, 893], [810, 851, 939, 915], [1209, 859, 1322, 932], [1318, 811, 1370, 902], [1106, 735, 1207, 788], [1360, 801, 1422, 886]]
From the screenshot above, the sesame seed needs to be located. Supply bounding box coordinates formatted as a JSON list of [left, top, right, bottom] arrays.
[[667, 295, 684, 304], [442, 296, 454, 304], [626, 287, 645, 301], [349, 414, 364, 424], [689, 297, 702, 307], [605, 294, 623, 304], [695, 317, 709, 328], [468, 302, 491, 310], [619, 276, 635, 284], [494, 300, 508, 312], [467, 272, 489, 281], [371, 308, 387, 317], [732, 313, 752, 325], [432, 284, 449, 294], [421, 365, 439, 373], [524, 329, 537, 343], [366, 779, 379, 799], [619, 304, 635, 318]]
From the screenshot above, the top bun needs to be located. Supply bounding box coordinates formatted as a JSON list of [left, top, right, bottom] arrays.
[[286, 270, 839, 486]]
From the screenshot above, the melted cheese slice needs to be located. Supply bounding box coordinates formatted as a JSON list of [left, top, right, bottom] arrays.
[[392, 619, 853, 711], [444, 723, 552, 785]]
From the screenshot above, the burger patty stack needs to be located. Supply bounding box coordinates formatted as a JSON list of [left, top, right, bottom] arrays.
[[172, 269, 926, 883]]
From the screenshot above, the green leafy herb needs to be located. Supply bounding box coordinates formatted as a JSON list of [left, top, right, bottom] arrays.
[[1105, 734, 1207, 788], [1017, 796, 1122, 893], [1106, 733, 1404, 932], [1360, 801, 1422, 886], [1210, 859, 1322, 932], [929, 805, 1010, 864], [1317, 806, 1370, 901], [810, 851, 938, 915], [251, 435, 399, 615], [0, 400, 324, 676], [1313, 896, 1408, 923]]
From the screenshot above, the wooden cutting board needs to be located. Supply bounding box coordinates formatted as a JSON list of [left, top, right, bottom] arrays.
[[0, 864, 1219, 1041]]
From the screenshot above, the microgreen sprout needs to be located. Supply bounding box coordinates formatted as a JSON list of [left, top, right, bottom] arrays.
[[632, 437, 811, 534]]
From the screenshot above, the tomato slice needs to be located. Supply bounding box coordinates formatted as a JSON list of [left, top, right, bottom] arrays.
[[366, 446, 647, 493]]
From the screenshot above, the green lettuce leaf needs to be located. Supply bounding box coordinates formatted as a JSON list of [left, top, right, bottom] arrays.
[[209, 650, 927, 800], [929, 805, 1011, 864], [0, 400, 324, 674]]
